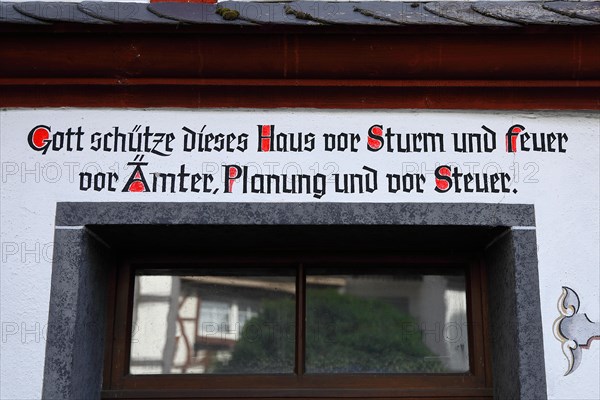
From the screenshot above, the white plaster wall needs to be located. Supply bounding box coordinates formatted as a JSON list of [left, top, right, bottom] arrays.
[[0, 109, 598, 399]]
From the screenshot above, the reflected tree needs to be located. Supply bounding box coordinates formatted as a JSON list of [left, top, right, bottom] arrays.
[[214, 289, 443, 373]]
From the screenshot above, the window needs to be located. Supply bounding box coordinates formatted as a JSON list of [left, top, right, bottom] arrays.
[[102, 227, 492, 399]]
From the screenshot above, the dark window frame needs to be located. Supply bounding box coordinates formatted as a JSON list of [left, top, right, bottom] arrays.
[[103, 252, 492, 399]]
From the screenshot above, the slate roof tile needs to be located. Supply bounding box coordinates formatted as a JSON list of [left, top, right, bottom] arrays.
[[354, 2, 466, 25], [1, 1, 598, 26], [0, 2, 49, 23], [472, 1, 598, 25], [424, 2, 521, 26], [148, 2, 255, 25], [14, 1, 112, 23], [286, 1, 396, 25], [543, 1, 600, 23], [79, 1, 179, 24], [217, 1, 321, 25]]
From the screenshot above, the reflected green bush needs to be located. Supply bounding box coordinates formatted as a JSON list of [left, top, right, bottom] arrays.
[[214, 289, 443, 373]]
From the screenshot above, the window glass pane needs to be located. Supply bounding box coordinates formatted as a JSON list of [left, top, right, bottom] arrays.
[[130, 268, 296, 375], [305, 267, 469, 374]]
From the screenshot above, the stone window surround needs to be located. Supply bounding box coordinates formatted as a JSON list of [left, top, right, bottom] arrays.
[[42, 202, 547, 399]]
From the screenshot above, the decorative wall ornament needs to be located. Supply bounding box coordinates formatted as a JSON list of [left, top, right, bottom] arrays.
[[553, 287, 600, 375]]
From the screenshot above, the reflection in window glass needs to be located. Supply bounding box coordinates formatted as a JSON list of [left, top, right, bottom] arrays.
[[305, 268, 469, 374], [130, 269, 295, 375]]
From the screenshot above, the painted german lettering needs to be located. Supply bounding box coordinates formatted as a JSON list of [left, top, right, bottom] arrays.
[[367, 124, 444, 153]]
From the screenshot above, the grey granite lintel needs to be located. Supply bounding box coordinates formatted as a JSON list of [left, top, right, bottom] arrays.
[[55, 202, 536, 227]]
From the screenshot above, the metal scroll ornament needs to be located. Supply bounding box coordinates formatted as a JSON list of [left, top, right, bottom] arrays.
[[553, 287, 600, 375]]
